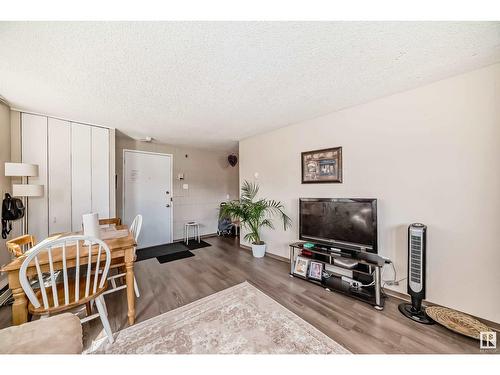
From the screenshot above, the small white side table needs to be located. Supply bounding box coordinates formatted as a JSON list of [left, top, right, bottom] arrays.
[[184, 222, 200, 244]]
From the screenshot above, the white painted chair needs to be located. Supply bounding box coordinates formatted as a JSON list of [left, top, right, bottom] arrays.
[[19, 235, 114, 343], [106, 215, 142, 298], [130, 214, 143, 243]]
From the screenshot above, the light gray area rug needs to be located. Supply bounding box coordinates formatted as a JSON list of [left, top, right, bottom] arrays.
[[87, 281, 350, 354]]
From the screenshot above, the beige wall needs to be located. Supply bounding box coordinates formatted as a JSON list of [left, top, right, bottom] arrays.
[[0, 101, 11, 285], [0, 109, 22, 288], [116, 132, 239, 240], [239, 63, 500, 323], [9, 111, 22, 240]]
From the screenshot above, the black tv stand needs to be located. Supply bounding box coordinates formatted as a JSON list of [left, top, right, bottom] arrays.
[[289, 242, 386, 310]]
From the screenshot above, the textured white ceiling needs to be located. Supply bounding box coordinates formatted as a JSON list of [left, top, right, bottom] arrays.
[[1, 22, 499, 150]]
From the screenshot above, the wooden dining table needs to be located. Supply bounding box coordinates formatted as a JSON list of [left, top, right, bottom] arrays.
[[0, 225, 137, 326]]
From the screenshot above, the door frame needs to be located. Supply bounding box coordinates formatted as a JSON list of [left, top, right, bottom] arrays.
[[122, 149, 174, 244]]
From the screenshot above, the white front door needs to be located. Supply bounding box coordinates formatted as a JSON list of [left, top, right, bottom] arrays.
[[123, 150, 172, 248]]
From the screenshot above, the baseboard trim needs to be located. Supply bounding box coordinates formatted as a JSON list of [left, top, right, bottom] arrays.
[[383, 288, 500, 332], [239, 244, 289, 263]]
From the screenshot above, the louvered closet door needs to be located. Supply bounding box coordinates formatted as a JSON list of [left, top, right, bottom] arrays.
[[91, 127, 110, 219], [22, 113, 48, 241], [48, 118, 72, 234], [71, 123, 92, 231]]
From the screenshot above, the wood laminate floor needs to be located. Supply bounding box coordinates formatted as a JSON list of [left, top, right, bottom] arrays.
[[0, 236, 496, 354]]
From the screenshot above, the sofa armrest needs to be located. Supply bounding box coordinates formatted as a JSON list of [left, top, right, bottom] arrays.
[[0, 313, 83, 354]]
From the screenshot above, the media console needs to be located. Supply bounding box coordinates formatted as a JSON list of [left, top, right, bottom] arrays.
[[289, 242, 386, 310]]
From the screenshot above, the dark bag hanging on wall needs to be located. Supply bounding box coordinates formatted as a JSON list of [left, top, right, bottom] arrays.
[[1, 193, 25, 239]]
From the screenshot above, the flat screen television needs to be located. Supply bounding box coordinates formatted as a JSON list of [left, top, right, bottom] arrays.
[[299, 198, 378, 253]]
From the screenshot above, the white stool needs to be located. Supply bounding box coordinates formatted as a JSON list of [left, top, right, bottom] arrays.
[[184, 222, 200, 244]]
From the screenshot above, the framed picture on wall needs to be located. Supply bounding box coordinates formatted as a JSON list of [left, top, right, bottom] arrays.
[[301, 147, 342, 183]]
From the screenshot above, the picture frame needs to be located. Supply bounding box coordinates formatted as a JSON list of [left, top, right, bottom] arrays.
[[301, 147, 342, 183], [293, 256, 310, 277], [308, 261, 324, 281]]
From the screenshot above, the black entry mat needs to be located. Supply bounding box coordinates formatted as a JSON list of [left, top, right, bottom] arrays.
[[136, 242, 190, 262], [157, 250, 195, 264], [184, 239, 212, 250]]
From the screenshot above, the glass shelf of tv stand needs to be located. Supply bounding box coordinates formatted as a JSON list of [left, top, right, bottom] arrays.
[[288, 242, 377, 276], [288, 242, 385, 309]]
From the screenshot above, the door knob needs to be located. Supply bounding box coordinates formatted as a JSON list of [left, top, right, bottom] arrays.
[[166, 204, 170, 207]]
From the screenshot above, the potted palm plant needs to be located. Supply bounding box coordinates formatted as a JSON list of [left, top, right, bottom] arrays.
[[220, 180, 291, 258]]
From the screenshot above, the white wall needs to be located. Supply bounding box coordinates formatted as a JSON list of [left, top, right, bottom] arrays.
[[116, 132, 239, 241], [239, 63, 500, 323]]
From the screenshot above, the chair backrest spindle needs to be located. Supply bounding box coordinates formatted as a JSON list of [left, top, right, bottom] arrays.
[[62, 243, 69, 305], [85, 242, 92, 298], [92, 244, 102, 294], [74, 241, 80, 302], [34, 256, 49, 309], [46, 247, 59, 308]]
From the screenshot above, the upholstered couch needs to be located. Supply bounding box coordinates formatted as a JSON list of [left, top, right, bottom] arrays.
[[0, 313, 83, 354]]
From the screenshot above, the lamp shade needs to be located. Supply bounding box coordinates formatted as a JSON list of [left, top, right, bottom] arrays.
[[12, 184, 44, 197], [5, 162, 38, 177]]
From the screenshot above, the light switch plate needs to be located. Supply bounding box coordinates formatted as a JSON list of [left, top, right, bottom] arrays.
[[183, 183, 189, 190]]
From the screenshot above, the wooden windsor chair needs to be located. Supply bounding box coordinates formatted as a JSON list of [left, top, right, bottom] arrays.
[[98, 218, 122, 226], [6, 234, 36, 258]]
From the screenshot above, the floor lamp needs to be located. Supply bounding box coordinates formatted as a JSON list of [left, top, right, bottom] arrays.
[[4, 162, 44, 235], [0, 163, 43, 306]]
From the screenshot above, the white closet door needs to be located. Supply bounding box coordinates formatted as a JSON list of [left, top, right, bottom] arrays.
[[71, 123, 92, 231], [48, 118, 72, 234], [22, 113, 48, 241], [91, 127, 110, 219]]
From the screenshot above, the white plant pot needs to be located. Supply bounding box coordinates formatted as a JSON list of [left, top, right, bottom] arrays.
[[251, 243, 266, 258]]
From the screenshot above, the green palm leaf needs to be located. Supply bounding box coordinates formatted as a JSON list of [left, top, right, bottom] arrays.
[[219, 180, 291, 245]]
